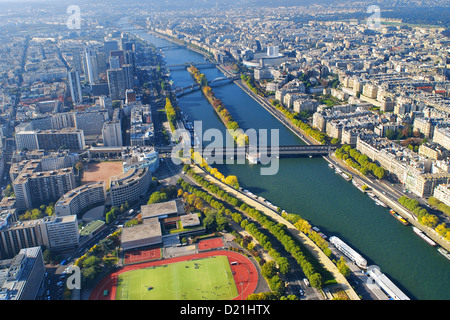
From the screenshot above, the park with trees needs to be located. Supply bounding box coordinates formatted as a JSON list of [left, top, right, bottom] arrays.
[[178, 165, 340, 292], [73, 231, 121, 288]]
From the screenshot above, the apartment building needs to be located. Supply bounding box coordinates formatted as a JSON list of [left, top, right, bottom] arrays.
[[12, 159, 77, 212], [433, 183, 450, 207], [0, 247, 45, 300], [433, 126, 450, 150], [55, 182, 106, 217], [109, 167, 152, 207], [40, 215, 79, 251]]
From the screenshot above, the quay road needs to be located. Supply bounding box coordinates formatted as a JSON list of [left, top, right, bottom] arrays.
[[327, 154, 450, 253], [188, 164, 361, 300]]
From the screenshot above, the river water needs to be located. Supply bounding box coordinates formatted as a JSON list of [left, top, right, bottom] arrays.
[[122, 21, 450, 300]]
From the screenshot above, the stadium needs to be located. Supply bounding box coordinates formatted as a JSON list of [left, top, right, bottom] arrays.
[[88, 237, 259, 300]]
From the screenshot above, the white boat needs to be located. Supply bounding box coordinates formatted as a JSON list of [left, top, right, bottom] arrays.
[[328, 163, 334, 169], [367, 192, 387, 207], [341, 172, 351, 182], [438, 247, 450, 261], [412, 227, 436, 246], [329, 236, 367, 269], [375, 198, 387, 208], [366, 265, 410, 300], [246, 152, 259, 164]]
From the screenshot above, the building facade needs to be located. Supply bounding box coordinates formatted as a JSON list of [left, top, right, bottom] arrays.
[[109, 167, 152, 207], [55, 182, 106, 216]]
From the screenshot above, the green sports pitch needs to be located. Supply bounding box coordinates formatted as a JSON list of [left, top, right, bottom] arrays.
[[115, 256, 239, 300]]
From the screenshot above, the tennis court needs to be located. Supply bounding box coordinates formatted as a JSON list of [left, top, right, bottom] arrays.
[[198, 237, 224, 251], [115, 255, 238, 300], [123, 248, 162, 265]]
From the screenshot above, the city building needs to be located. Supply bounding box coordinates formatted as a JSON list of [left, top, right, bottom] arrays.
[[433, 126, 450, 150], [102, 121, 123, 147], [55, 182, 106, 217], [107, 67, 133, 100], [122, 147, 159, 174], [433, 183, 450, 207], [121, 217, 162, 251], [0, 247, 45, 300], [12, 159, 77, 211], [84, 47, 99, 85], [109, 167, 152, 207], [68, 70, 83, 105], [418, 143, 449, 160], [15, 129, 86, 151], [40, 215, 79, 251]]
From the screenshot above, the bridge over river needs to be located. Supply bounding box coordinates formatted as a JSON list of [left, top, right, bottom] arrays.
[[156, 144, 340, 158], [173, 75, 240, 97]]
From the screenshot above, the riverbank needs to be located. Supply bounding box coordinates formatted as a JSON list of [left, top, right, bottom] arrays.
[[127, 26, 450, 299], [147, 29, 212, 60], [228, 75, 319, 146], [328, 153, 450, 253], [189, 164, 360, 300], [222, 60, 450, 254]]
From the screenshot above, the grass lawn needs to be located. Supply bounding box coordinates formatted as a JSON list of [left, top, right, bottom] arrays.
[[115, 256, 238, 300]]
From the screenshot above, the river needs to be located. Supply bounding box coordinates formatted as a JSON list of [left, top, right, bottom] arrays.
[[120, 20, 450, 300]]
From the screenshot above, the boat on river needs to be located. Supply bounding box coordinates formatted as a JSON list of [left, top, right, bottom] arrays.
[[246, 152, 259, 164], [437, 247, 450, 261], [413, 227, 436, 246], [389, 210, 409, 225]]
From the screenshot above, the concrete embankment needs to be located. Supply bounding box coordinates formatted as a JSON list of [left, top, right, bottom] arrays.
[[329, 154, 450, 252]]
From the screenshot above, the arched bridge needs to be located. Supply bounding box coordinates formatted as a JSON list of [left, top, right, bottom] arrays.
[[173, 76, 238, 97], [166, 62, 218, 69], [157, 45, 185, 50]]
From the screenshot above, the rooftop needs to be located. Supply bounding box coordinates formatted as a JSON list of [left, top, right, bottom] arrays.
[[141, 200, 180, 220], [121, 218, 162, 243]]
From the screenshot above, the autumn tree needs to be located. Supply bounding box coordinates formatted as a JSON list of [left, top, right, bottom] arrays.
[[225, 175, 240, 189]]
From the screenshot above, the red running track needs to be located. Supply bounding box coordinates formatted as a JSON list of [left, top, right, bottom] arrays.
[[89, 250, 258, 300]]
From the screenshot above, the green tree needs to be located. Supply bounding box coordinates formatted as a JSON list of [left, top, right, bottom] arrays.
[[147, 191, 169, 204], [3, 184, 14, 197], [309, 273, 323, 289], [215, 213, 228, 231], [336, 256, 351, 278], [261, 260, 277, 279], [203, 212, 217, 230], [106, 211, 115, 224]]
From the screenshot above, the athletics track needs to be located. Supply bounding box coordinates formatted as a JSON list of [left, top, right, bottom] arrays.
[[88, 250, 258, 300]]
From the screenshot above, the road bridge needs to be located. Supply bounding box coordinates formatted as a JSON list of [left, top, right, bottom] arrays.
[[156, 144, 340, 158]]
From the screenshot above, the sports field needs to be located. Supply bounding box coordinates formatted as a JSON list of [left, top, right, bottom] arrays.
[[82, 161, 123, 186], [115, 256, 238, 300]]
